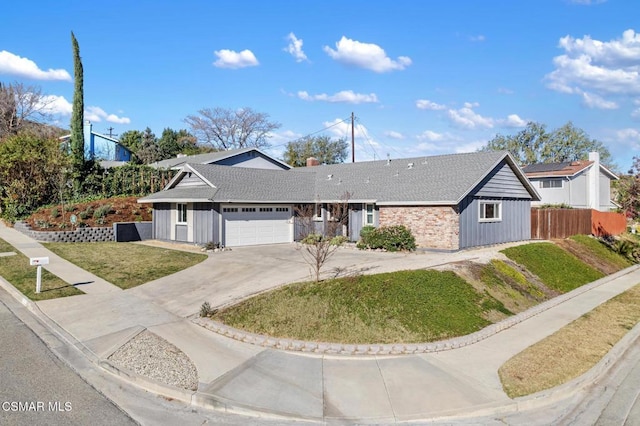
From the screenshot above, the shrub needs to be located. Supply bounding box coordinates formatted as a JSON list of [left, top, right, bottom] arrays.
[[50, 207, 59, 219], [203, 241, 222, 250], [200, 301, 217, 317], [78, 211, 89, 220], [358, 225, 416, 252], [330, 235, 349, 246], [93, 204, 112, 219], [65, 205, 75, 212]]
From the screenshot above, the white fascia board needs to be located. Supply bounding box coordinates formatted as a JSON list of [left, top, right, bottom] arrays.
[[376, 201, 455, 206], [138, 198, 213, 204]]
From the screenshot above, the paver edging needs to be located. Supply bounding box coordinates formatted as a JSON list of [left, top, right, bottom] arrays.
[[193, 264, 640, 356]]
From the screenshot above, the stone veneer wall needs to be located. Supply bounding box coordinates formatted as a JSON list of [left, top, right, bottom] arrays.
[[378, 206, 460, 250], [13, 221, 114, 243]]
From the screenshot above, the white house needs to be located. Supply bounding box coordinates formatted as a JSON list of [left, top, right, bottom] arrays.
[[522, 152, 618, 212]]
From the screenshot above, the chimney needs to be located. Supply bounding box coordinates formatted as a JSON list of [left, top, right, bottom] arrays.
[[588, 151, 600, 211], [306, 157, 320, 167]]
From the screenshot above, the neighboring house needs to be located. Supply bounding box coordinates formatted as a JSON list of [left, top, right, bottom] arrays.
[[522, 152, 618, 212], [139, 150, 540, 251], [149, 147, 292, 171], [59, 121, 133, 165]]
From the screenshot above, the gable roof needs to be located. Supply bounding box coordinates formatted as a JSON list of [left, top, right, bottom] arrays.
[[150, 147, 292, 170], [139, 151, 540, 204], [523, 160, 618, 180]]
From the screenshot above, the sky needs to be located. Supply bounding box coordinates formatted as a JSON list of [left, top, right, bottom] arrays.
[[1, 0, 639, 172]]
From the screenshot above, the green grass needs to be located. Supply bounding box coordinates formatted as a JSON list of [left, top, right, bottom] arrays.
[[213, 270, 507, 344], [570, 235, 633, 270], [45, 242, 207, 290], [501, 243, 604, 293], [0, 238, 83, 300]]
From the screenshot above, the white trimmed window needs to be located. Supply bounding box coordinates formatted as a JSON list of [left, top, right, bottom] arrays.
[[479, 201, 501, 222], [540, 179, 563, 189], [177, 203, 187, 224], [365, 204, 375, 225]]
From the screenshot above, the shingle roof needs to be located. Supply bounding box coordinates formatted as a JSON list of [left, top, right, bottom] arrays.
[[139, 150, 538, 204], [150, 147, 291, 170]]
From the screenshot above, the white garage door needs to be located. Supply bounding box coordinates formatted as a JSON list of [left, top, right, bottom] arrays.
[[223, 205, 293, 247]]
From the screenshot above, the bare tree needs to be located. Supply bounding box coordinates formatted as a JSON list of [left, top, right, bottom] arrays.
[[184, 107, 281, 150], [0, 82, 55, 138], [295, 193, 351, 282]]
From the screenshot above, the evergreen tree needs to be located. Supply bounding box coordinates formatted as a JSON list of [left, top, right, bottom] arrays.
[[70, 31, 84, 188]]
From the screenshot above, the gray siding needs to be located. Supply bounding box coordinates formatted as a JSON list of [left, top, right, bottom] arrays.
[[215, 151, 288, 170], [213, 203, 221, 244], [193, 202, 214, 244], [475, 162, 532, 199], [599, 172, 611, 211], [459, 197, 531, 249], [175, 173, 208, 188], [153, 203, 171, 240]]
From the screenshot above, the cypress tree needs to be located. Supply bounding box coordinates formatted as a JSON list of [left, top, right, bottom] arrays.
[[70, 31, 84, 188]]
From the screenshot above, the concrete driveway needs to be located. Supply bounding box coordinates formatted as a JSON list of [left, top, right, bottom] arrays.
[[126, 242, 510, 318]]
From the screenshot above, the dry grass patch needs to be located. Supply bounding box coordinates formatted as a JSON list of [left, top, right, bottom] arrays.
[[45, 242, 207, 289], [499, 283, 640, 398]]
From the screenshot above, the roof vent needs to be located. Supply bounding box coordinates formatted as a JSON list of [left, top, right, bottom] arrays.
[[365, 177, 370, 184], [176, 153, 187, 158], [327, 174, 333, 180], [570, 161, 581, 166], [407, 162, 414, 169], [394, 171, 400, 177], [386, 153, 391, 166]]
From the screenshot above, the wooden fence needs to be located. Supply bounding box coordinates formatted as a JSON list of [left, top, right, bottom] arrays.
[[531, 209, 627, 240]]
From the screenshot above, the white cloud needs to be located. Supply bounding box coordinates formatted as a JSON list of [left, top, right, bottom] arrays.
[[416, 99, 446, 110], [581, 91, 619, 109], [469, 35, 486, 42], [498, 87, 514, 95], [384, 130, 404, 139], [85, 106, 131, 124], [213, 49, 259, 69], [0, 51, 71, 81], [324, 117, 371, 140], [545, 29, 640, 98], [616, 128, 640, 141], [499, 114, 528, 128], [284, 33, 307, 62], [297, 90, 378, 104], [631, 107, 640, 119], [416, 130, 446, 142], [38, 94, 72, 115], [453, 141, 487, 153], [447, 103, 494, 130], [323, 36, 411, 73]]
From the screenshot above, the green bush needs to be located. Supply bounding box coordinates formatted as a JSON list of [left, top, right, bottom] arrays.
[[330, 235, 349, 246], [357, 225, 416, 252], [50, 207, 59, 219], [93, 204, 112, 219]]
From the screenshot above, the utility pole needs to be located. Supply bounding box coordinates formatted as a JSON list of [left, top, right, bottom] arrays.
[[351, 112, 355, 163], [106, 127, 118, 138]]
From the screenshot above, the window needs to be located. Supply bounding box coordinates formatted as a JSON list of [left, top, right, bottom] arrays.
[[479, 201, 501, 222], [365, 204, 375, 225], [540, 179, 563, 189], [275, 207, 289, 212], [223, 207, 238, 213], [177, 203, 187, 224], [241, 207, 256, 213], [259, 207, 273, 212]]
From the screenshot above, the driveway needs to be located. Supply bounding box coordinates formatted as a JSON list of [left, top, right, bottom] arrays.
[[126, 242, 518, 318]]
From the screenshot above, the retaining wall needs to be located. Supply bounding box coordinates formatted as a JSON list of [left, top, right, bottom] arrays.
[[13, 221, 114, 243]]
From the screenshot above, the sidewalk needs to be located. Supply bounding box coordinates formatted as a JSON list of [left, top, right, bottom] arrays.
[[2, 220, 640, 423]]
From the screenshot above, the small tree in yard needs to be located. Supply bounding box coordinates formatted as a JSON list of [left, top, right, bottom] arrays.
[[295, 193, 351, 282]]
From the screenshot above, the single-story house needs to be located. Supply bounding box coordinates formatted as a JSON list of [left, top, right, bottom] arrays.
[[522, 152, 618, 212], [149, 147, 292, 171], [138, 150, 540, 250]]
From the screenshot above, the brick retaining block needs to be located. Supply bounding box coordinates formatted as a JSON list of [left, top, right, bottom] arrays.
[[14, 221, 114, 243]]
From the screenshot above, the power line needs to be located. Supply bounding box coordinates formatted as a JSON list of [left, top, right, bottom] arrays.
[[268, 115, 352, 149]]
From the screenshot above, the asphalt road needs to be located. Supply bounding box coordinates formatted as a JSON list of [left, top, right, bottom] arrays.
[[0, 294, 137, 426]]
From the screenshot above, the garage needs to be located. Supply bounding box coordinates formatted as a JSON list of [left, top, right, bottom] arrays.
[[222, 205, 293, 247]]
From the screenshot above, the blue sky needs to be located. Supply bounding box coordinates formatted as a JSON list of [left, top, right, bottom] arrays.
[[1, 0, 639, 171]]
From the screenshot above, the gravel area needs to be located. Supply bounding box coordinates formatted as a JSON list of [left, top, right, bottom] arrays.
[[108, 330, 198, 391]]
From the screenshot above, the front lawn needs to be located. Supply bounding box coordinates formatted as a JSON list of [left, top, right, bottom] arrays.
[[499, 283, 640, 398], [501, 243, 604, 293], [0, 238, 83, 300], [45, 242, 207, 289], [212, 270, 509, 344]]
